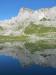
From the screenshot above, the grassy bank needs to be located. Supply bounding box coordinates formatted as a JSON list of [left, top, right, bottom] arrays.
[[0, 35, 27, 42], [24, 24, 56, 36]]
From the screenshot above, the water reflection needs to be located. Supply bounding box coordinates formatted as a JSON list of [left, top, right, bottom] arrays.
[[0, 41, 32, 66]]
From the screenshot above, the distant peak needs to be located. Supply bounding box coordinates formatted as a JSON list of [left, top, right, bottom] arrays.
[[19, 7, 33, 11], [18, 7, 33, 14]]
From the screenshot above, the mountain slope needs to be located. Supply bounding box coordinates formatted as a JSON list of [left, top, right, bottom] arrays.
[[0, 6, 56, 36]]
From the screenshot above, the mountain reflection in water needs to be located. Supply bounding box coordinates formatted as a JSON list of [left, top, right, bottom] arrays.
[[0, 42, 56, 75]]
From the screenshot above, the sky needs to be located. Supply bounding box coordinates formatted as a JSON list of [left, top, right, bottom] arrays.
[[0, 0, 56, 20]]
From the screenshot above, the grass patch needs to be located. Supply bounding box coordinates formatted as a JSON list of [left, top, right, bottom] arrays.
[[0, 35, 27, 42], [0, 26, 4, 32], [24, 23, 56, 36]]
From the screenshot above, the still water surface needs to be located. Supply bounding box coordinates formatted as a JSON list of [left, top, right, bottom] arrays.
[[0, 42, 56, 75]]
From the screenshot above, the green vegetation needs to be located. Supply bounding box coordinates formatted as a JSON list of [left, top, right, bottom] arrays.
[[0, 35, 27, 42], [24, 23, 56, 36], [24, 40, 56, 53], [0, 26, 4, 32]]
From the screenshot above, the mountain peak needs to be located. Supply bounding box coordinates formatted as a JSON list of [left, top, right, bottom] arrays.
[[19, 7, 33, 12], [18, 7, 33, 15]]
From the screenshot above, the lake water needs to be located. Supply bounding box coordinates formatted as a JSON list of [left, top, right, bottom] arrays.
[[0, 55, 56, 75], [0, 42, 56, 75]]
